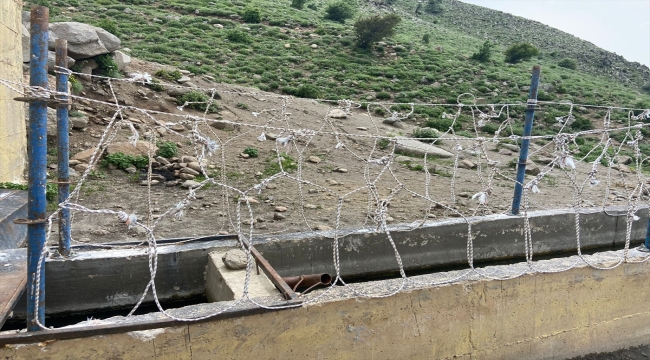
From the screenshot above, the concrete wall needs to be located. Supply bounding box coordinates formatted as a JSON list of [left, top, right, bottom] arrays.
[[0, 0, 26, 183], [5, 207, 647, 317], [2, 251, 650, 359]]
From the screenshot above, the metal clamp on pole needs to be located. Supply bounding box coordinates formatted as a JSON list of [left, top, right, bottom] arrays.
[[26, 5, 50, 332], [511, 65, 541, 216]]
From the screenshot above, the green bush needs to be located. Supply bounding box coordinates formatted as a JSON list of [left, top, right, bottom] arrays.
[[558, 58, 578, 70], [226, 29, 252, 43], [376, 92, 391, 100], [97, 19, 118, 36], [155, 69, 183, 81], [412, 128, 440, 143], [291, 0, 308, 9], [148, 79, 165, 92], [156, 141, 178, 158], [103, 152, 149, 170], [642, 84, 650, 94], [504, 43, 540, 63], [94, 53, 120, 78], [295, 84, 321, 98], [471, 40, 493, 63], [324, 1, 355, 23], [481, 123, 499, 135], [425, 118, 462, 132], [243, 147, 259, 157], [354, 13, 401, 49], [176, 91, 220, 113], [422, 34, 430, 44], [570, 117, 594, 131], [425, 0, 443, 14], [242, 8, 262, 23]]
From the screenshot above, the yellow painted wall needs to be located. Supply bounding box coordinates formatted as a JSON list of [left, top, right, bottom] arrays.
[[0, 0, 26, 183], [2, 259, 650, 359]]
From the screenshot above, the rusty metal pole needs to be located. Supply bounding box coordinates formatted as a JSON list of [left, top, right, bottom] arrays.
[[26, 5, 49, 331], [55, 39, 71, 257]]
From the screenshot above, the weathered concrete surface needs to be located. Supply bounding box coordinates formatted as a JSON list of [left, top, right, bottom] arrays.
[[205, 250, 277, 302], [6, 207, 647, 317], [0, 0, 27, 182], [2, 250, 650, 359], [0, 248, 26, 328], [0, 190, 27, 250]]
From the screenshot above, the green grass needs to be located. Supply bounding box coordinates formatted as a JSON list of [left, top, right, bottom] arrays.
[[39, 0, 650, 135]]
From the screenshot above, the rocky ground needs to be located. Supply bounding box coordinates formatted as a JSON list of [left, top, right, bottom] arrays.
[[36, 56, 646, 246]]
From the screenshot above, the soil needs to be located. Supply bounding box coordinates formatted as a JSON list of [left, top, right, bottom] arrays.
[[43, 57, 642, 246], [569, 344, 650, 360]]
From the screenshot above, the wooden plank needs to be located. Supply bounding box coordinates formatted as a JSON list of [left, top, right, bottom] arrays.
[[0, 248, 27, 328]]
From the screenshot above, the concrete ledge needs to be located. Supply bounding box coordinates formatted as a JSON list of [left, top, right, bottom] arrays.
[[205, 251, 277, 302], [2, 250, 650, 359], [3, 207, 647, 317]]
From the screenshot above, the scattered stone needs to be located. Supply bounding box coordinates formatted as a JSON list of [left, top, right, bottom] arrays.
[[209, 120, 235, 131], [328, 109, 347, 119], [308, 189, 318, 194], [124, 166, 137, 174], [90, 229, 109, 236], [394, 155, 411, 163], [357, 127, 368, 131], [180, 180, 200, 189], [534, 156, 554, 165], [525, 166, 541, 176], [458, 192, 471, 198], [167, 87, 193, 97], [613, 164, 632, 173], [326, 179, 338, 185], [498, 149, 513, 156], [106, 141, 158, 158], [266, 184, 278, 190], [395, 138, 453, 158], [240, 153, 250, 159], [458, 160, 476, 169], [155, 156, 171, 165], [304, 204, 317, 209], [222, 249, 247, 270], [335, 168, 348, 173], [385, 216, 395, 223], [140, 180, 160, 186], [71, 148, 98, 163], [179, 173, 195, 180], [176, 75, 191, 84], [275, 206, 288, 212], [314, 224, 332, 231], [71, 115, 89, 130], [310, 44, 318, 49], [274, 213, 286, 220], [240, 197, 260, 204], [284, 43, 291, 48], [617, 155, 632, 165], [112, 50, 131, 71], [308, 156, 321, 164], [187, 162, 202, 172], [181, 167, 200, 176], [500, 143, 520, 152]]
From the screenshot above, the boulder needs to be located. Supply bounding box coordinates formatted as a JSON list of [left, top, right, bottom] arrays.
[[106, 141, 157, 157], [394, 138, 454, 158], [112, 50, 131, 71], [222, 249, 248, 270], [48, 22, 121, 59], [71, 148, 100, 163], [47, 51, 75, 72], [328, 109, 347, 119], [167, 87, 193, 97]]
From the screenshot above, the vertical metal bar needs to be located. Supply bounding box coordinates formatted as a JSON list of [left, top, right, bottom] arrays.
[[511, 65, 541, 215], [27, 5, 49, 332], [55, 39, 71, 257]]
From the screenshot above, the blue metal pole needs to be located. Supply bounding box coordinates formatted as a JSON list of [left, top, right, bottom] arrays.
[[27, 5, 49, 332], [511, 65, 541, 215], [55, 39, 71, 257]]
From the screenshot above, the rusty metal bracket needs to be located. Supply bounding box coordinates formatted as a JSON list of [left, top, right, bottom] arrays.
[[240, 237, 298, 300], [14, 96, 68, 105], [49, 179, 77, 185], [13, 218, 48, 225]]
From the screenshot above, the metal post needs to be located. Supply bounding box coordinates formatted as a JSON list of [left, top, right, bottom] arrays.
[[511, 65, 541, 215], [27, 5, 49, 332], [55, 39, 71, 257]]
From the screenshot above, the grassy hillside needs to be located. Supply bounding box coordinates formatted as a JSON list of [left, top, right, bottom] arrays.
[[30, 0, 650, 111]]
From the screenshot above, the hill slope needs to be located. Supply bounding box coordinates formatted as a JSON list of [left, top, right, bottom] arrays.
[[30, 0, 650, 111]]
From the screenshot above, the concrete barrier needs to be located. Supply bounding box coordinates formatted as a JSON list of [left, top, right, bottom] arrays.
[[3, 206, 647, 317], [2, 250, 650, 359]]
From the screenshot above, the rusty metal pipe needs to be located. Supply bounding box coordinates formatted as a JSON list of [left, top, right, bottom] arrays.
[[282, 274, 332, 292]]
